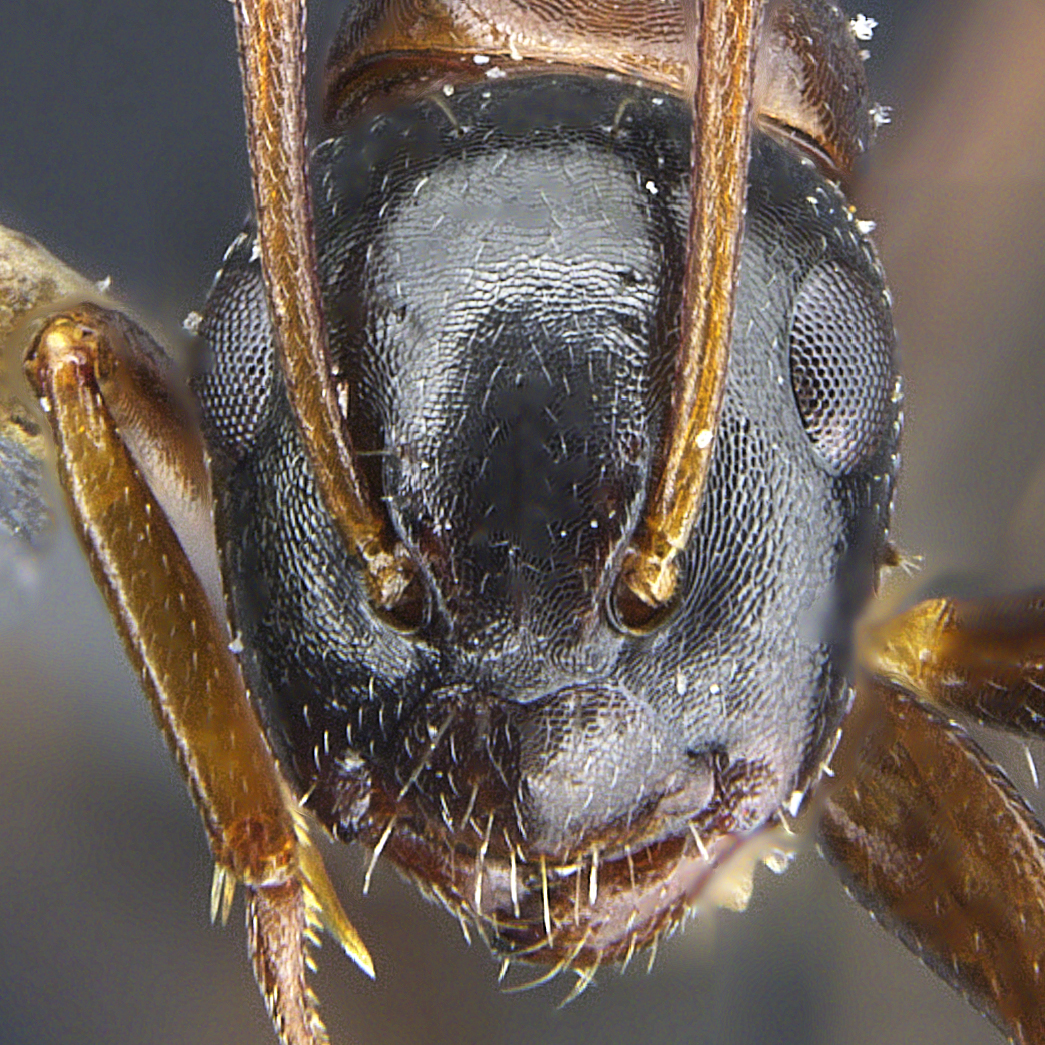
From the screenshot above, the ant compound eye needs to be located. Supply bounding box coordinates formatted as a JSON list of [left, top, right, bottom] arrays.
[[194, 236, 275, 465], [788, 261, 896, 475]]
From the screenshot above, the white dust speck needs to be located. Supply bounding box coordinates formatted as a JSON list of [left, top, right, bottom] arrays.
[[850, 15, 877, 41]]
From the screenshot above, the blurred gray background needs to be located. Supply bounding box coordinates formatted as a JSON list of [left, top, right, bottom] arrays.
[[2, 2, 1044, 1043]]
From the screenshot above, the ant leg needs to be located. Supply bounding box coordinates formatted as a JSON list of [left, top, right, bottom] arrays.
[[863, 591, 1045, 736], [820, 676, 1045, 1045], [0, 224, 99, 543], [24, 303, 371, 1045]]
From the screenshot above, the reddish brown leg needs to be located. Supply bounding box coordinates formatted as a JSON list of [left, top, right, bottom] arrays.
[[864, 592, 1045, 735], [0, 224, 102, 544], [24, 303, 371, 1045], [821, 677, 1045, 1045]]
